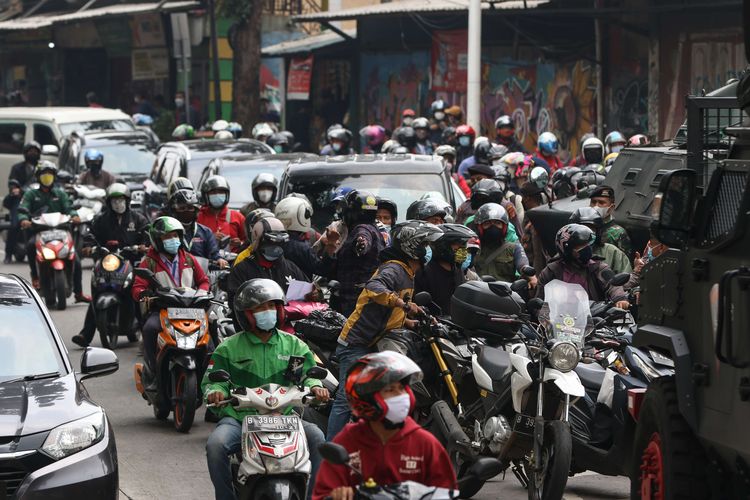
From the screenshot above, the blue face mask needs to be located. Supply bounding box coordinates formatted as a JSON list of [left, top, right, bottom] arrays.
[[423, 246, 433, 265], [163, 237, 181, 255], [461, 253, 473, 271], [459, 136, 471, 147], [253, 309, 277, 331], [208, 193, 227, 208]]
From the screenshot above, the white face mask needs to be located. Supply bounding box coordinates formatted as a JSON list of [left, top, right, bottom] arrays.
[[384, 392, 411, 424], [257, 189, 273, 203], [111, 198, 127, 214]]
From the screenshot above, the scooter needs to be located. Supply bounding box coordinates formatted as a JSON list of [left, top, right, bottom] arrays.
[[71, 184, 106, 260], [32, 212, 76, 310], [133, 267, 213, 432], [206, 362, 329, 500]]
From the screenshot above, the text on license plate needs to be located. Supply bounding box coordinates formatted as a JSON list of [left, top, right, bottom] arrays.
[[513, 414, 535, 435], [245, 415, 299, 432], [167, 308, 204, 320]]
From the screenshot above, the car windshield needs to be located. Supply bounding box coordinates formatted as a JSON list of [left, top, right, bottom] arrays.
[[223, 164, 286, 208], [0, 294, 66, 382], [59, 119, 135, 136], [286, 172, 449, 231], [80, 140, 156, 176]]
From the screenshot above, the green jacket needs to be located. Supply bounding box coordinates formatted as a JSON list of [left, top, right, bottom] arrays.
[[201, 329, 323, 422], [594, 243, 632, 274], [18, 187, 76, 221]]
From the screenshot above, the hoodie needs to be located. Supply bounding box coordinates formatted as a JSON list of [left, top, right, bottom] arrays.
[[313, 417, 456, 499]]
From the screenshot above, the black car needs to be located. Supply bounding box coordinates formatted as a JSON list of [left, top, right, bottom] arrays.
[[0, 274, 119, 499]]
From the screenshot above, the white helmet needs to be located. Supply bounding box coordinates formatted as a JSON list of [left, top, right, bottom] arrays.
[[252, 122, 275, 141], [212, 119, 229, 132], [214, 130, 234, 140], [274, 196, 313, 233]]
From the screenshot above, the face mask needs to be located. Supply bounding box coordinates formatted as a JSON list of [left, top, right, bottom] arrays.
[[611, 145, 623, 153], [174, 209, 196, 225], [459, 136, 471, 147], [208, 193, 227, 208], [332, 142, 342, 153], [252, 309, 277, 331], [461, 253, 473, 271], [25, 153, 40, 164], [39, 173, 55, 187], [384, 392, 412, 424], [423, 246, 433, 265], [403, 117, 414, 127], [454, 247, 468, 265], [273, 145, 283, 153], [646, 247, 654, 262], [111, 198, 127, 214], [481, 225, 505, 245], [576, 245, 593, 266], [434, 111, 445, 121], [163, 237, 181, 255], [256, 189, 273, 204], [89, 164, 102, 175], [593, 205, 612, 220], [261, 244, 283, 261], [175, 98, 185, 108]]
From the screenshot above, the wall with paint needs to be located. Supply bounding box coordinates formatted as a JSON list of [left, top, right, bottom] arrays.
[[606, 26, 649, 139]]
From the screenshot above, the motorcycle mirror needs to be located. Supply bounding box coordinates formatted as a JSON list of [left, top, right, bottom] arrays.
[[318, 442, 351, 466], [488, 282, 512, 297], [413, 291, 432, 307], [606, 307, 627, 319], [305, 366, 328, 380], [609, 273, 631, 287], [83, 233, 98, 245], [481, 275, 496, 283], [510, 279, 528, 295], [208, 369, 231, 383], [592, 317, 607, 329], [521, 265, 536, 277]]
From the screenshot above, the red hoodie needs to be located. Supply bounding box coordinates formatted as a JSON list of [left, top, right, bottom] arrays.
[[197, 205, 246, 251], [131, 247, 210, 301], [313, 418, 457, 499]]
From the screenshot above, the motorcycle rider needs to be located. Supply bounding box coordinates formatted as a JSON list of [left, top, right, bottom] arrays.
[[19, 161, 89, 302], [361, 125, 386, 154], [428, 99, 448, 145], [495, 115, 527, 153], [72, 183, 149, 347], [415, 223, 476, 315], [77, 149, 116, 189], [394, 126, 417, 154], [581, 136, 606, 167], [375, 197, 397, 232], [204, 278, 329, 500], [473, 203, 535, 285], [197, 175, 246, 253], [457, 138, 492, 179], [9, 141, 41, 187], [456, 178, 522, 242], [569, 207, 632, 274], [131, 216, 210, 388], [327, 220, 443, 440], [167, 186, 226, 266], [536, 223, 629, 308], [405, 199, 447, 225], [321, 127, 354, 156], [535, 131, 564, 174], [455, 124, 476, 165], [401, 108, 416, 127], [604, 131, 627, 155], [233, 208, 274, 265], [241, 173, 278, 216], [314, 351, 456, 500], [588, 185, 633, 257], [3, 179, 23, 263], [411, 117, 433, 155], [266, 132, 291, 153], [274, 196, 334, 277]]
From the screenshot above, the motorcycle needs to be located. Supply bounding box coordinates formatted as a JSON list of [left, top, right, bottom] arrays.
[[132, 267, 213, 432], [206, 362, 329, 500], [71, 184, 106, 260], [32, 212, 76, 310]]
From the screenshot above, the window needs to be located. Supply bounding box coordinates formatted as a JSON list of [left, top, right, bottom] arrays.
[[58, 119, 134, 137], [34, 124, 57, 146], [0, 122, 26, 155]]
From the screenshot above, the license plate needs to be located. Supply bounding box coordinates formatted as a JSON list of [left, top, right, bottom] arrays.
[[167, 308, 204, 320], [41, 229, 68, 242], [245, 415, 299, 432], [513, 414, 535, 435]]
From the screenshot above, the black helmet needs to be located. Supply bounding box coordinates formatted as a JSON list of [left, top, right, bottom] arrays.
[[470, 178, 504, 210], [474, 203, 509, 226], [405, 199, 447, 223], [341, 190, 378, 227], [376, 197, 398, 225], [329, 127, 353, 146], [395, 127, 417, 150], [23, 141, 42, 156], [441, 126, 456, 144], [434, 223, 476, 264], [489, 144, 509, 164], [411, 117, 429, 130], [569, 206, 604, 230], [167, 177, 195, 199], [244, 208, 274, 241], [555, 223, 596, 261], [473, 140, 493, 165], [169, 188, 200, 225], [390, 220, 443, 264], [280, 130, 295, 145], [251, 173, 278, 203], [267, 133, 290, 153], [200, 175, 230, 206], [551, 167, 581, 198], [233, 278, 286, 332], [495, 115, 513, 129], [148, 216, 185, 253], [8, 179, 21, 190]]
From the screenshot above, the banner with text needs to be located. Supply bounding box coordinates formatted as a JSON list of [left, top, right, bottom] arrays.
[[431, 30, 468, 93], [287, 55, 314, 100]]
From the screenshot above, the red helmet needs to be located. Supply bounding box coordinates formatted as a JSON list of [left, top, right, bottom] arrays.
[[402, 108, 416, 118], [345, 351, 422, 422], [456, 124, 476, 140]]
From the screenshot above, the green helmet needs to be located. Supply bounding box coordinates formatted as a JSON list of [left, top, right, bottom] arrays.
[[148, 216, 185, 253], [106, 182, 131, 200], [172, 124, 195, 140]]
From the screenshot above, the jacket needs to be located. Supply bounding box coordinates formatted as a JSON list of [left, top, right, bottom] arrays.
[[227, 254, 308, 306], [457, 156, 477, 179], [312, 417, 457, 500], [535, 257, 626, 303], [593, 243, 632, 274], [131, 247, 210, 301], [201, 329, 323, 421], [90, 208, 149, 251], [9, 161, 35, 187], [18, 187, 76, 221], [601, 220, 633, 258], [475, 241, 528, 282], [415, 260, 464, 316], [338, 259, 414, 347], [77, 170, 116, 189], [534, 149, 564, 174], [197, 205, 246, 251], [240, 200, 276, 218], [284, 232, 326, 278], [184, 222, 220, 261]]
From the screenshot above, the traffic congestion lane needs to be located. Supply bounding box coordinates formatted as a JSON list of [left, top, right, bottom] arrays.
[[0, 259, 630, 500]]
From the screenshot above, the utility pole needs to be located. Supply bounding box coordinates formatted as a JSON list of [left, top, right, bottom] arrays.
[[208, 0, 222, 120], [467, 0, 481, 132], [594, 0, 603, 138]]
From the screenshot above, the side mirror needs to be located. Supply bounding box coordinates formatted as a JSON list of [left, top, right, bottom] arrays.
[[481, 275, 496, 283], [305, 366, 328, 380], [609, 273, 631, 287], [41, 144, 59, 156], [653, 169, 696, 248], [80, 347, 119, 379], [318, 442, 351, 465], [208, 369, 231, 383], [413, 291, 432, 307], [510, 279, 528, 295]]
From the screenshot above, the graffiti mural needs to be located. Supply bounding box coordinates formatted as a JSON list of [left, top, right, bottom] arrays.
[[610, 78, 648, 138]]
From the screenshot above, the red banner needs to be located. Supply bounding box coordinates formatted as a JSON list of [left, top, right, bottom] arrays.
[[431, 30, 468, 93], [287, 55, 314, 101]]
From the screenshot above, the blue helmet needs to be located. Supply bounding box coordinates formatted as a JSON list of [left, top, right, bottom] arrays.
[[84, 149, 104, 165], [537, 131, 559, 155]]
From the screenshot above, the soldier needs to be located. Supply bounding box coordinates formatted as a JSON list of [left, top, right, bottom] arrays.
[[589, 185, 633, 258]]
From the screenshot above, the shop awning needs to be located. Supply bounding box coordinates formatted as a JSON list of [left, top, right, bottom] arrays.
[[262, 28, 356, 57], [0, 1, 199, 31]]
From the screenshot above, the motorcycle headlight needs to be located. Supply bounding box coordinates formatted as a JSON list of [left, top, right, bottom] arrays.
[[548, 341, 580, 372], [102, 254, 121, 272], [175, 332, 199, 349], [42, 411, 105, 460], [42, 247, 56, 260]]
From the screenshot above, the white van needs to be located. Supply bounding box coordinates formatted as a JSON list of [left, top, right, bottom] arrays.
[[0, 107, 135, 195]]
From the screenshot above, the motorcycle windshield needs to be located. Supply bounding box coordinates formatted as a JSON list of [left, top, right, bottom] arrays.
[[539, 280, 592, 347]]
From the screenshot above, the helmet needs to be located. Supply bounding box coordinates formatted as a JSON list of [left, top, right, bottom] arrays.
[[528, 166, 549, 190], [84, 149, 104, 170], [456, 125, 476, 144], [395, 127, 417, 149], [169, 187, 200, 210], [345, 351, 422, 422], [341, 190, 378, 227], [473, 140, 493, 165], [390, 220, 443, 262], [251, 173, 278, 203], [274, 196, 312, 233], [433, 223, 476, 263], [106, 182, 130, 201], [569, 207, 604, 228], [280, 130, 295, 145], [538, 131, 559, 155], [628, 134, 650, 147], [411, 117, 429, 130], [435, 144, 456, 159], [495, 115, 513, 129], [233, 278, 286, 332], [489, 144, 509, 164], [167, 177, 195, 199], [328, 127, 353, 147], [362, 125, 386, 147], [475, 203, 509, 226], [214, 130, 234, 140], [148, 216, 185, 253], [604, 131, 627, 154], [405, 199, 447, 222], [551, 166, 581, 198], [200, 175, 230, 205], [430, 99, 447, 114], [227, 122, 243, 138], [23, 141, 42, 156], [555, 223, 596, 261], [172, 124, 195, 140], [250, 217, 289, 258], [36, 160, 58, 176], [381, 139, 399, 154], [401, 109, 416, 118], [267, 133, 290, 153], [326, 124, 344, 142], [252, 123, 275, 141], [244, 208, 274, 240], [581, 137, 605, 165], [8, 179, 21, 189], [470, 178, 504, 209], [212, 119, 229, 132], [604, 152, 619, 168], [376, 197, 398, 224]]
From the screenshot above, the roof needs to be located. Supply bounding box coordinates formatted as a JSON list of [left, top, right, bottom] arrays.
[[262, 29, 356, 57], [159, 139, 273, 159], [0, 107, 132, 123], [293, 0, 548, 22], [0, 1, 198, 31], [219, 153, 318, 164], [287, 153, 445, 175]]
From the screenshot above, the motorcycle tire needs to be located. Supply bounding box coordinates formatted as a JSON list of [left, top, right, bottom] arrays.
[[127, 330, 140, 343], [54, 269, 66, 311], [153, 401, 170, 420], [99, 308, 119, 350], [14, 249, 25, 262], [173, 369, 197, 433], [526, 420, 572, 500]]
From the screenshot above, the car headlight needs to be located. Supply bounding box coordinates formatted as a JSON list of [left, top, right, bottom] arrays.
[[548, 341, 580, 372], [102, 254, 121, 272], [42, 247, 56, 260], [42, 411, 105, 460]]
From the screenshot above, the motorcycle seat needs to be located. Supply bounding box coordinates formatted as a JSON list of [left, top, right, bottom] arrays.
[[575, 362, 607, 390], [477, 345, 512, 382]]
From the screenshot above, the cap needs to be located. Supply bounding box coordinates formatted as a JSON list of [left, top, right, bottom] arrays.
[[589, 185, 615, 200]]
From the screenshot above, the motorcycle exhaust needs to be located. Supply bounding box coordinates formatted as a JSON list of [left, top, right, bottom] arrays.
[[430, 400, 473, 457]]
